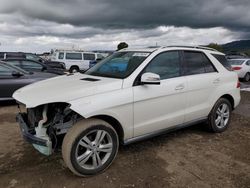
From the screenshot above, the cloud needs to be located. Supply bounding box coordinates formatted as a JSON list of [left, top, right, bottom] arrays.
[[0, 0, 249, 52], [0, 0, 250, 31]]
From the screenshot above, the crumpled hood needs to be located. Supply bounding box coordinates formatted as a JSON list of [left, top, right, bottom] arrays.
[[13, 73, 123, 108]]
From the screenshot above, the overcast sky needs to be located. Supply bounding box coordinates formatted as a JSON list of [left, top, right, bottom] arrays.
[[0, 0, 249, 53]]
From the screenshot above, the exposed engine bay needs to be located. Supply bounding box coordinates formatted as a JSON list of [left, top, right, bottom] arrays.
[[18, 103, 79, 155]]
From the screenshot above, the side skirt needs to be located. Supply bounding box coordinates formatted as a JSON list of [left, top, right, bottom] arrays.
[[123, 117, 207, 145]]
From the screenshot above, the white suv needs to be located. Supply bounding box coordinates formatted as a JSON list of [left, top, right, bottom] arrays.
[[51, 50, 104, 72], [13, 46, 240, 176]]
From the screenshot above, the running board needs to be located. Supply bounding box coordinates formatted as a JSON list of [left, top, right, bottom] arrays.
[[123, 117, 207, 145]]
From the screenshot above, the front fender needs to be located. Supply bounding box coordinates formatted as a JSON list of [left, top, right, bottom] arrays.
[[69, 88, 134, 140]]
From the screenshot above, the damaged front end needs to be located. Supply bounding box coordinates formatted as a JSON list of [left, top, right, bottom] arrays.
[[16, 103, 79, 156]]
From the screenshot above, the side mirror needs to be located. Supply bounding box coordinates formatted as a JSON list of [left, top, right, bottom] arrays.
[[12, 71, 24, 77], [141, 72, 160, 85]]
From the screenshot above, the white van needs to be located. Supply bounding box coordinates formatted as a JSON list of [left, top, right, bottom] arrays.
[[51, 50, 105, 72]]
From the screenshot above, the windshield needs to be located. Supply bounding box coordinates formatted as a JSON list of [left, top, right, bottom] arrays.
[[228, 59, 245, 65], [85, 51, 150, 79]]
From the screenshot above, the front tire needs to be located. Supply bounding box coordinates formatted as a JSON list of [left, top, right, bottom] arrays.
[[62, 119, 119, 177], [208, 98, 232, 133]]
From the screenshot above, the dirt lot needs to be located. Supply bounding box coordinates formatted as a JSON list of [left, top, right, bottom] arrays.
[[0, 92, 250, 188]]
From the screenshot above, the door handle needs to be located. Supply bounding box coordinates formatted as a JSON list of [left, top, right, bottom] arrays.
[[213, 78, 220, 84], [175, 84, 185, 90]]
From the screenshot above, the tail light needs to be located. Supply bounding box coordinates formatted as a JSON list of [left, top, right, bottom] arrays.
[[237, 80, 241, 88], [232, 67, 242, 70]]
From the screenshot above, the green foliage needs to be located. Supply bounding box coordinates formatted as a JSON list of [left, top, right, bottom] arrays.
[[207, 43, 224, 52], [117, 42, 128, 51]]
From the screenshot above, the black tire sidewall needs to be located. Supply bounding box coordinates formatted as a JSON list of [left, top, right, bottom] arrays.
[[70, 125, 118, 176], [69, 66, 79, 73], [209, 98, 232, 133]]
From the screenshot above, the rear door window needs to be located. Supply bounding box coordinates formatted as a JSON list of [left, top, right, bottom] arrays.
[[21, 60, 43, 70], [66, 53, 82, 60], [183, 51, 216, 75], [83, 53, 95, 61]]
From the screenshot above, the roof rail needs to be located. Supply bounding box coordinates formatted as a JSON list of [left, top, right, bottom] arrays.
[[164, 45, 219, 52]]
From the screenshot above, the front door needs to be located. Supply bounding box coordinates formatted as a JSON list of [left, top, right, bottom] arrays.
[[133, 51, 187, 136]]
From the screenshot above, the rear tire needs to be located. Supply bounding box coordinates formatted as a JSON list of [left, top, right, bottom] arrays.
[[244, 72, 250, 82], [207, 98, 232, 133], [69, 66, 79, 73], [62, 119, 119, 177]]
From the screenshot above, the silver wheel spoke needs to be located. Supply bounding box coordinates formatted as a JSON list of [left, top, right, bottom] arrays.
[[221, 104, 227, 113], [220, 117, 225, 127], [224, 112, 229, 118], [82, 136, 92, 146], [215, 116, 221, 126], [98, 143, 113, 153], [75, 129, 113, 170], [95, 130, 106, 146], [79, 140, 92, 149], [77, 151, 93, 165]]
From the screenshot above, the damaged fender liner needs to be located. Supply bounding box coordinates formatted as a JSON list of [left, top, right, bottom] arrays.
[[16, 113, 49, 147]]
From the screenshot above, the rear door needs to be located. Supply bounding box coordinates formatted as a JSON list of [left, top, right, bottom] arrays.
[[182, 51, 220, 122]]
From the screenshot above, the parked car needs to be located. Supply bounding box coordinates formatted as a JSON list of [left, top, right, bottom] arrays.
[[51, 49, 105, 72], [0, 62, 57, 101], [228, 59, 250, 82], [2, 59, 65, 75], [13, 46, 240, 176], [0, 52, 26, 59]]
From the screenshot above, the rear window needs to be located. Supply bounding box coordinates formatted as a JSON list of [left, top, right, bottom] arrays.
[[66, 53, 82, 60], [212, 54, 232, 71]]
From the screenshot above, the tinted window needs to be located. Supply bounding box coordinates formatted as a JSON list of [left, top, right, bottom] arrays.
[[85, 51, 149, 79], [212, 54, 232, 71], [0, 64, 12, 76], [66, 53, 82, 60], [58, 52, 64, 59], [5, 60, 21, 67], [144, 51, 180, 80], [184, 51, 206, 75], [246, 60, 250, 66], [83, 53, 95, 61], [21, 60, 43, 70]]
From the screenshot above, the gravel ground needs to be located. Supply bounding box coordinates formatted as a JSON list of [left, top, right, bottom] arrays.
[[0, 92, 250, 188]]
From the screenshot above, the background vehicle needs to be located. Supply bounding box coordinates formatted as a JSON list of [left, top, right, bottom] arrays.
[[2, 59, 66, 75], [228, 59, 250, 82], [51, 49, 105, 72], [0, 62, 57, 101], [13, 46, 240, 176], [0, 52, 25, 59]]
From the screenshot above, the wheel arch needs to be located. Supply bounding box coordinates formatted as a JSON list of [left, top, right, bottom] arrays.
[[89, 115, 125, 143], [219, 94, 235, 109]]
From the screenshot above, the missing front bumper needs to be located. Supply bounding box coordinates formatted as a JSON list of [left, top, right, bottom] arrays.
[[16, 113, 52, 156]]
